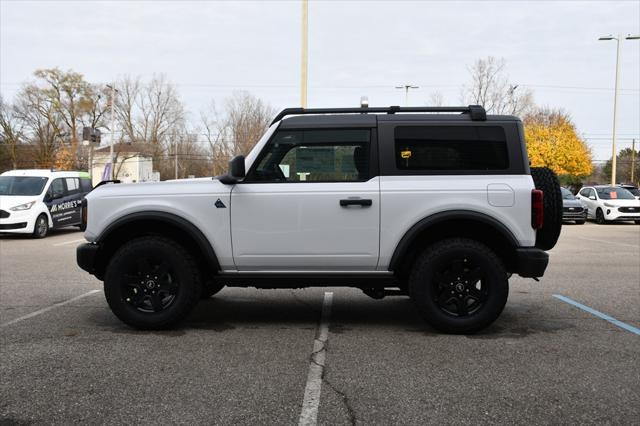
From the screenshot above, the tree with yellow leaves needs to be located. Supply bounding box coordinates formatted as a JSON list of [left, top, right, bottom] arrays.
[[524, 108, 592, 178], [53, 145, 74, 170]]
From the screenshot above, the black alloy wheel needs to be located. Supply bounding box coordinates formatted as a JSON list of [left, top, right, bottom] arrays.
[[122, 256, 179, 313], [596, 208, 606, 224], [432, 257, 487, 317]]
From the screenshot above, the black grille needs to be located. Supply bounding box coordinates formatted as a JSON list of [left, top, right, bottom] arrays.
[[618, 207, 640, 213], [0, 210, 9, 219], [563, 206, 583, 213]]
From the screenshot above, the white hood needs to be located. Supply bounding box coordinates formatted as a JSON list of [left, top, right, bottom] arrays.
[[0, 195, 41, 211]]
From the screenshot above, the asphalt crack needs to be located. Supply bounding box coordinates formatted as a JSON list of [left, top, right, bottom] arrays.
[[322, 373, 357, 426]]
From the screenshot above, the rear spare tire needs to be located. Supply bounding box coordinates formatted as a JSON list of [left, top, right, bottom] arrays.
[[531, 167, 562, 250]]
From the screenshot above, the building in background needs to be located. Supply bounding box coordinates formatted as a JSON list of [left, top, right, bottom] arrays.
[[91, 143, 155, 186]]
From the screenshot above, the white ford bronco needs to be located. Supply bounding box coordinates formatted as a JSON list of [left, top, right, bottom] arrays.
[[77, 105, 562, 333]]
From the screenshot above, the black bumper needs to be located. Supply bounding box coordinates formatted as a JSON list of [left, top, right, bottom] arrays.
[[515, 248, 549, 278], [77, 243, 100, 275]]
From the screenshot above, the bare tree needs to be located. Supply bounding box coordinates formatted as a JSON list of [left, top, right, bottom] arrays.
[[462, 56, 534, 116], [0, 96, 24, 169], [428, 91, 445, 107], [222, 91, 276, 156]]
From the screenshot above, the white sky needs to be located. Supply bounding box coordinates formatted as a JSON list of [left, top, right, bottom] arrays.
[[1, 0, 639, 163]]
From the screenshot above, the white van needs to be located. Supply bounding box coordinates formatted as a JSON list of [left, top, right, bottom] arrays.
[[0, 169, 92, 238]]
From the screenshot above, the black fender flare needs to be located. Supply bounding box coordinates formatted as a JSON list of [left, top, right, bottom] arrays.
[[96, 211, 221, 272], [388, 210, 520, 272]]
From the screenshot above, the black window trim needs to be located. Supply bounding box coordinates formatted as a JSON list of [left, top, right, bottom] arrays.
[[242, 127, 379, 184], [378, 121, 527, 176]]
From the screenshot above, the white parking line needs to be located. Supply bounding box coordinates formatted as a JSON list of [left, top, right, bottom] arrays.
[[52, 238, 86, 247], [298, 291, 333, 426], [0, 289, 101, 328]]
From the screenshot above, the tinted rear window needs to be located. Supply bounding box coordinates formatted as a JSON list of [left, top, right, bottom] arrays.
[[394, 126, 508, 171]]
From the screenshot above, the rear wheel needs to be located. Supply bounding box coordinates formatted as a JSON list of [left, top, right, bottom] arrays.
[[32, 214, 49, 238], [595, 208, 606, 225], [104, 236, 201, 329], [409, 238, 508, 334]]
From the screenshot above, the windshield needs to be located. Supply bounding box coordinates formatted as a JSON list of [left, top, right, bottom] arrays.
[[561, 188, 575, 200], [596, 187, 636, 200], [0, 176, 49, 196], [623, 187, 640, 197]]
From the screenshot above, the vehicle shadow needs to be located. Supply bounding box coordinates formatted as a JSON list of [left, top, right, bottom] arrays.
[[95, 290, 574, 339]]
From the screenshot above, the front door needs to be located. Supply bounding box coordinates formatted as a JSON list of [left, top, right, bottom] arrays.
[[230, 128, 380, 271]]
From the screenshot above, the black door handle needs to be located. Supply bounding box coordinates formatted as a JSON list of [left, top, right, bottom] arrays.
[[340, 198, 372, 207]]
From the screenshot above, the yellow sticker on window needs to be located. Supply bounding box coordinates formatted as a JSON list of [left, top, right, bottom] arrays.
[[400, 150, 412, 159]]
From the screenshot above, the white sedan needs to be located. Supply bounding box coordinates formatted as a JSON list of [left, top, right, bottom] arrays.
[[576, 185, 640, 224]]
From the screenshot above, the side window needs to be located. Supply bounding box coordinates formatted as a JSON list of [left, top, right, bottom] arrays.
[[588, 188, 596, 198], [49, 178, 66, 199], [65, 178, 80, 195], [247, 129, 370, 182], [80, 178, 92, 193], [394, 126, 508, 171], [579, 188, 589, 197]]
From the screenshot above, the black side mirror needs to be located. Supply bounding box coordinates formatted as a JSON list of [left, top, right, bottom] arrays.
[[230, 155, 245, 178], [219, 155, 246, 185]]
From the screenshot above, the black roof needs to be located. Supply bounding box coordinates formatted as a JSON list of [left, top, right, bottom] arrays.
[[275, 105, 520, 128]]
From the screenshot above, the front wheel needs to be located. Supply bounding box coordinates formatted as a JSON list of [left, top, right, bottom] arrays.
[[409, 238, 509, 334], [32, 214, 49, 238], [104, 236, 201, 330], [595, 208, 606, 225]]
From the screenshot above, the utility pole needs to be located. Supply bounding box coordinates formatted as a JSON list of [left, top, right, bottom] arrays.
[[175, 137, 178, 180], [631, 138, 636, 184], [395, 84, 419, 106], [106, 84, 118, 180], [599, 34, 640, 185], [300, 0, 309, 108]]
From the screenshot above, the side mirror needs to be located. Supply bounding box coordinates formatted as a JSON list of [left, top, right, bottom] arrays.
[[589, 196, 596, 200], [230, 155, 245, 178], [219, 155, 246, 185]]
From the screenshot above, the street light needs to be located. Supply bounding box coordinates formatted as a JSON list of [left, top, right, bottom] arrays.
[[395, 84, 419, 106], [599, 34, 640, 186]]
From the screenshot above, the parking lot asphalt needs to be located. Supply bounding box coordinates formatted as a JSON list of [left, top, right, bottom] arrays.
[[1, 223, 639, 425]]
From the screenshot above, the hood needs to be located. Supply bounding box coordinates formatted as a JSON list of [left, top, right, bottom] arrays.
[[0, 195, 41, 211], [563, 198, 583, 208], [87, 178, 231, 200], [600, 198, 640, 207]]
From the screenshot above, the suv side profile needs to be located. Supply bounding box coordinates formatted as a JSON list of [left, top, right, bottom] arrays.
[[77, 105, 562, 334]]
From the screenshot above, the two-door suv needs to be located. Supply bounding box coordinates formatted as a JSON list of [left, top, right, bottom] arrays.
[[77, 105, 562, 333]]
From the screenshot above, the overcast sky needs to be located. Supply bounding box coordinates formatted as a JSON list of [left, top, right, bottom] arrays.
[[1, 0, 639, 163]]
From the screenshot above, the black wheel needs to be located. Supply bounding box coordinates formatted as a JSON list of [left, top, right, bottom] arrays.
[[104, 236, 201, 330], [32, 214, 49, 238], [530, 167, 562, 250], [575, 220, 585, 225], [201, 282, 225, 299], [77, 223, 87, 231], [634, 220, 640, 225], [409, 238, 509, 334], [595, 208, 606, 225]]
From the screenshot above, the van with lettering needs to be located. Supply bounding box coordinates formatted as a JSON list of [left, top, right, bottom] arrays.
[[0, 169, 92, 238]]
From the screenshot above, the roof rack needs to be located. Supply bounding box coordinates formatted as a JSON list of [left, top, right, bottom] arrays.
[[270, 105, 486, 125]]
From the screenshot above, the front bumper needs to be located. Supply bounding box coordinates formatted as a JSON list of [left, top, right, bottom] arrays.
[[0, 211, 36, 234], [515, 248, 549, 278], [77, 243, 100, 275]]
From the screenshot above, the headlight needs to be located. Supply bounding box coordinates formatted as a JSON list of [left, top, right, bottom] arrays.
[[10, 201, 36, 211], [603, 202, 616, 208]]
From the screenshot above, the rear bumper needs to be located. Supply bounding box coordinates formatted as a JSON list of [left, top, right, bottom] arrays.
[[77, 243, 99, 275], [515, 248, 549, 278]]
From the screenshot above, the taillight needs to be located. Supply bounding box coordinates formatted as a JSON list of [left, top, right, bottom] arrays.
[[531, 189, 544, 229]]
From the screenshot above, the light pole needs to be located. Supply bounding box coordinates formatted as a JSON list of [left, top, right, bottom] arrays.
[[106, 84, 118, 180], [300, 0, 308, 108], [599, 34, 640, 186], [395, 84, 419, 106]]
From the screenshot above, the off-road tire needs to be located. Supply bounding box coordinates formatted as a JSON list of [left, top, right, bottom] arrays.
[[409, 238, 509, 334], [32, 214, 49, 239], [531, 167, 562, 250], [104, 236, 201, 330]]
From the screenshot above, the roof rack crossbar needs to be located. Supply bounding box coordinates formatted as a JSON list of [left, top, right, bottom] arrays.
[[270, 105, 486, 125]]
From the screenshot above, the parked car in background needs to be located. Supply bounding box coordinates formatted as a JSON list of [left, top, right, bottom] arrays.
[[0, 169, 92, 238], [576, 185, 640, 224], [561, 187, 586, 224], [618, 184, 640, 200]]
